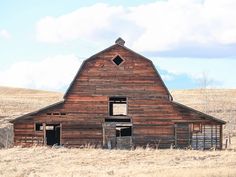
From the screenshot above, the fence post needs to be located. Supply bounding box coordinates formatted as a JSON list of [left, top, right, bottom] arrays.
[[5, 132, 8, 148]]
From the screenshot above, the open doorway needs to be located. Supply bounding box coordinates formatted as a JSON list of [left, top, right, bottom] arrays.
[[103, 123, 132, 149], [116, 126, 132, 149], [116, 126, 132, 137], [46, 124, 60, 146]]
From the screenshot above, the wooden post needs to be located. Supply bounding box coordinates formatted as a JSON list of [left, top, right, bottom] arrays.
[[211, 125, 213, 147], [188, 124, 191, 147], [174, 124, 177, 148], [102, 123, 105, 147], [220, 125, 223, 149], [43, 123, 46, 146], [215, 125, 218, 148], [60, 123, 62, 146], [203, 125, 205, 149], [225, 138, 228, 149]]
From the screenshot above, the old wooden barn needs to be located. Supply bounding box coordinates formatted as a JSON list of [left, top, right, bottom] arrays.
[[11, 38, 226, 149]]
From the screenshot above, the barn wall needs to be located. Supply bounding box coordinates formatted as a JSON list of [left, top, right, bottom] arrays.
[[14, 120, 44, 147], [65, 45, 170, 102], [12, 44, 224, 149]]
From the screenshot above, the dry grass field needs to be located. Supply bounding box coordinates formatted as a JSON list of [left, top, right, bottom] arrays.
[[0, 146, 236, 177], [0, 86, 62, 120], [0, 87, 62, 148]]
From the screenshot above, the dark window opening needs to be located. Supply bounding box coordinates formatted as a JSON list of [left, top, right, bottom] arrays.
[[35, 123, 43, 131], [46, 124, 60, 146], [116, 126, 132, 137], [47, 112, 66, 116], [109, 97, 127, 116], [105, 118, 131, 122], [113, 56, 124, 66], [52, 113, 60, 115]]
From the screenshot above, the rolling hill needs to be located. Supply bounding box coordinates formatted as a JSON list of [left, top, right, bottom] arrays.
[[0, 86, 63, 122]]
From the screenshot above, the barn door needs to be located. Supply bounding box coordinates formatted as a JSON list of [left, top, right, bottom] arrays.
[[103, 123, 132, 149], [175, 123, 191, 148], [45, 124, 61, 146], [102, 123, 116, 149], [116, 126, 132, 149]]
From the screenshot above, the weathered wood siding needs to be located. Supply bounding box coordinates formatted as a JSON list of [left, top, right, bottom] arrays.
[[14, 121, 44, 146], [13, 44, 225, 149], [175, 123, 191, 148]]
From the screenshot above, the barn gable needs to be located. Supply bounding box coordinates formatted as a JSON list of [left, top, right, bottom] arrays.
[[11, 38, 226, 149], [63, 40, 172, 101]]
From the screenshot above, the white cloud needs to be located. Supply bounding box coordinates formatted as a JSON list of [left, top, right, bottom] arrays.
[[0, 55, 82, 91], [36, 0, 236, 52], [152, 57, 236, 88], [0, 29, 11, 39], [36, 4, 126, 43], [161, 73, 175, 81]]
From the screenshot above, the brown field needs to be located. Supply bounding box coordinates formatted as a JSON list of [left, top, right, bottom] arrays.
[[0, 146, 236, 177], [0, 87, 62, 147], [0, 86, 62, 119]]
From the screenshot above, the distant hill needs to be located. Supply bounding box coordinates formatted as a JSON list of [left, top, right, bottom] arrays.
[[0, 86, 235, 134], [0, 86, 63, 121]]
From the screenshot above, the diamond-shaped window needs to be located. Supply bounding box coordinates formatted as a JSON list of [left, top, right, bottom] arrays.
[[113, 56, 124, 66]]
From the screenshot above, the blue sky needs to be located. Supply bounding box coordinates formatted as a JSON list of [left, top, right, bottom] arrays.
[[0, 0, 236, 92]]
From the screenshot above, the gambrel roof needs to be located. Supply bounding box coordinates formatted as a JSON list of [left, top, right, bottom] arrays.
[[63, 41, 172, 100]]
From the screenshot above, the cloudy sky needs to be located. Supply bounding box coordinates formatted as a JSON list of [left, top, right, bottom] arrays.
[[0, 0, 236, 92]]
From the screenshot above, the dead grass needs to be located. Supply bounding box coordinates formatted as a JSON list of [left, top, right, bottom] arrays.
[[0, 147, 236, 177], [0, 86, 63, 120]]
